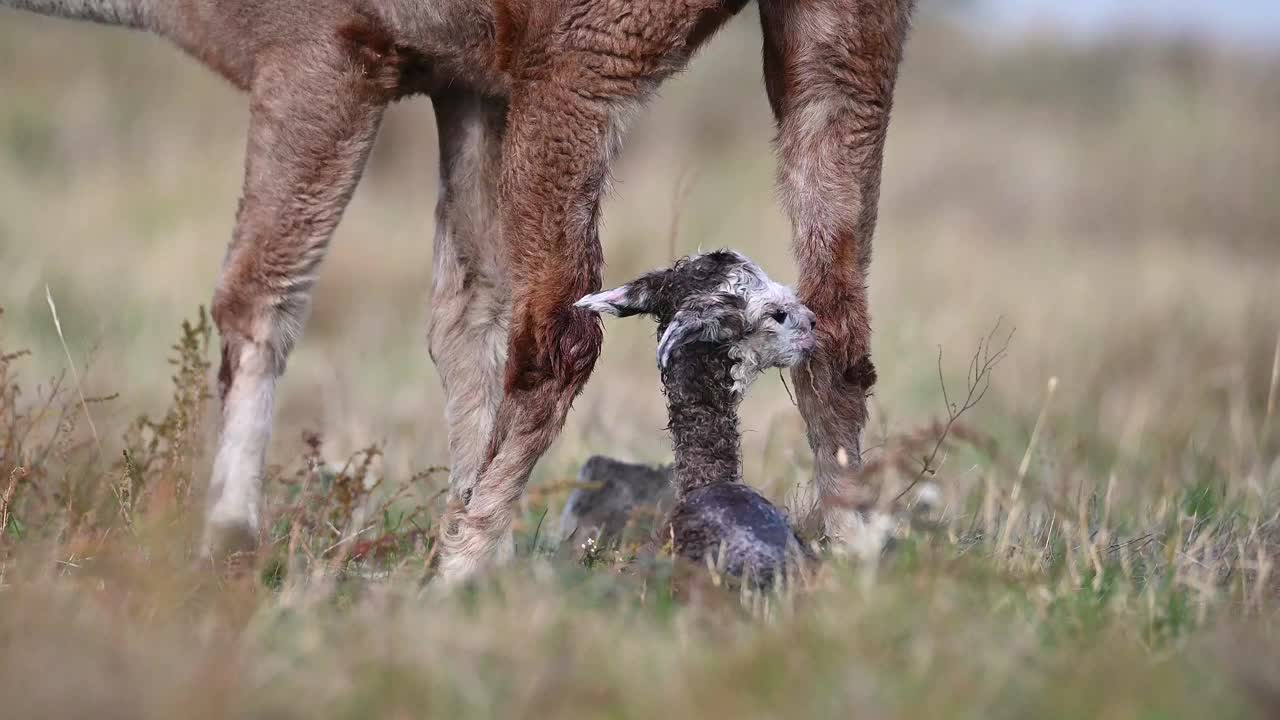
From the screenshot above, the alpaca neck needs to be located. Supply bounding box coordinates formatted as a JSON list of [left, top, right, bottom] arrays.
[[662, 345, 743, 496]]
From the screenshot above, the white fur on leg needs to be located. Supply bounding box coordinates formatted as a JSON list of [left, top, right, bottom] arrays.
[[202, 343, 276, 558]]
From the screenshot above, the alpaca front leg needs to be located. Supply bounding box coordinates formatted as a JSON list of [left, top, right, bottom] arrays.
[[201, 41, 390, 563], [434, 0, 745, 581], [434, 82, 617, 581], [759, 0, 913, 553]]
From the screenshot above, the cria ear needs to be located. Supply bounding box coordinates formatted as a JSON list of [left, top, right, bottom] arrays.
[[657, 294, 745, 369], [575, 282, 654, 317]]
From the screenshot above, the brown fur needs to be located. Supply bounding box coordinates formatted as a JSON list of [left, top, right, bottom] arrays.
[[1, 0, 915, 577], [761, 0, 914, 540]]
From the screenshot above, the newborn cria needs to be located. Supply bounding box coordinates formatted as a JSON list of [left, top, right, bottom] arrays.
[[575, 250, 817, 583]]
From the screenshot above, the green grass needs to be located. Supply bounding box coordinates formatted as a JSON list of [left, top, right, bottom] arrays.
[[1, 303, 1277, 718]]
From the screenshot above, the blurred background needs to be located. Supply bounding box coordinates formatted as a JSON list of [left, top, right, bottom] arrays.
[[1, 0, 1278, 498]]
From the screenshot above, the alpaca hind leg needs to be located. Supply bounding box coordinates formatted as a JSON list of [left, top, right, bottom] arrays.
[[427, 90, 510, 517], [202, 41, 390, 562]]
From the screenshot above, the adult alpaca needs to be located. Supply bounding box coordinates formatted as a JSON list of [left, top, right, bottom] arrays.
[[0, 0, 914, 580]]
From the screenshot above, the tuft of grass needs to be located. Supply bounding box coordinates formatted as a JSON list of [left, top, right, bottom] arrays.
[[0, 307, 1277, 718]]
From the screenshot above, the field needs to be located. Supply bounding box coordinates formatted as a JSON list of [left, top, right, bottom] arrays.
[[3, 7, 1280, 718]]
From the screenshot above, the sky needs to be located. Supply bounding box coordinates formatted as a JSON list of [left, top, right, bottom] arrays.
[[969, 0, 1280, 47]]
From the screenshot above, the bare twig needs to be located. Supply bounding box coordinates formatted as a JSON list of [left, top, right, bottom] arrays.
[[408, 466, 451, 485], [321, 523, 377, 557], [14, 371, 66, 466], [1, 467, 27, 536], [894, 319, 1014, 503], [778, 368, 797, 406], [45, 286, 101, 454]]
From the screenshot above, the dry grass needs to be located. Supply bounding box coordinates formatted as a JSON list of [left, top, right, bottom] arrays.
[[2, 9, 1280, 719]]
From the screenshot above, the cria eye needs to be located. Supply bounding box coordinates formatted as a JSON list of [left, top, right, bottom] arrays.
[[770, 310, 788, 323]]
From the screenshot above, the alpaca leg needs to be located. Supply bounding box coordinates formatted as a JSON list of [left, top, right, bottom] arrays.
[[202, 42, 390, 560], [759, 0, 913, 550], [435, 0, 745, 580], [427, 90, 510, 515], [433, 80, 614, 578]]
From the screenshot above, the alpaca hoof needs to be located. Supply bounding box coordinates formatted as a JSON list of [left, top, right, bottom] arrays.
[[669, 483, 811, 588], [201, 516, 259, 567], [434, 514, 516, 587]]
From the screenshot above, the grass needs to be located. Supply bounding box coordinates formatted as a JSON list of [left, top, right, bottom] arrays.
[[1, 310, 1277, 718], [2, 8, 1280, 719]]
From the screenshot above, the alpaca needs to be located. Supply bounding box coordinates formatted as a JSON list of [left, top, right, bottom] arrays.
[[558, 456, 673, 550], [576, 250, 816, 582], [2, 0, 913, 579]]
